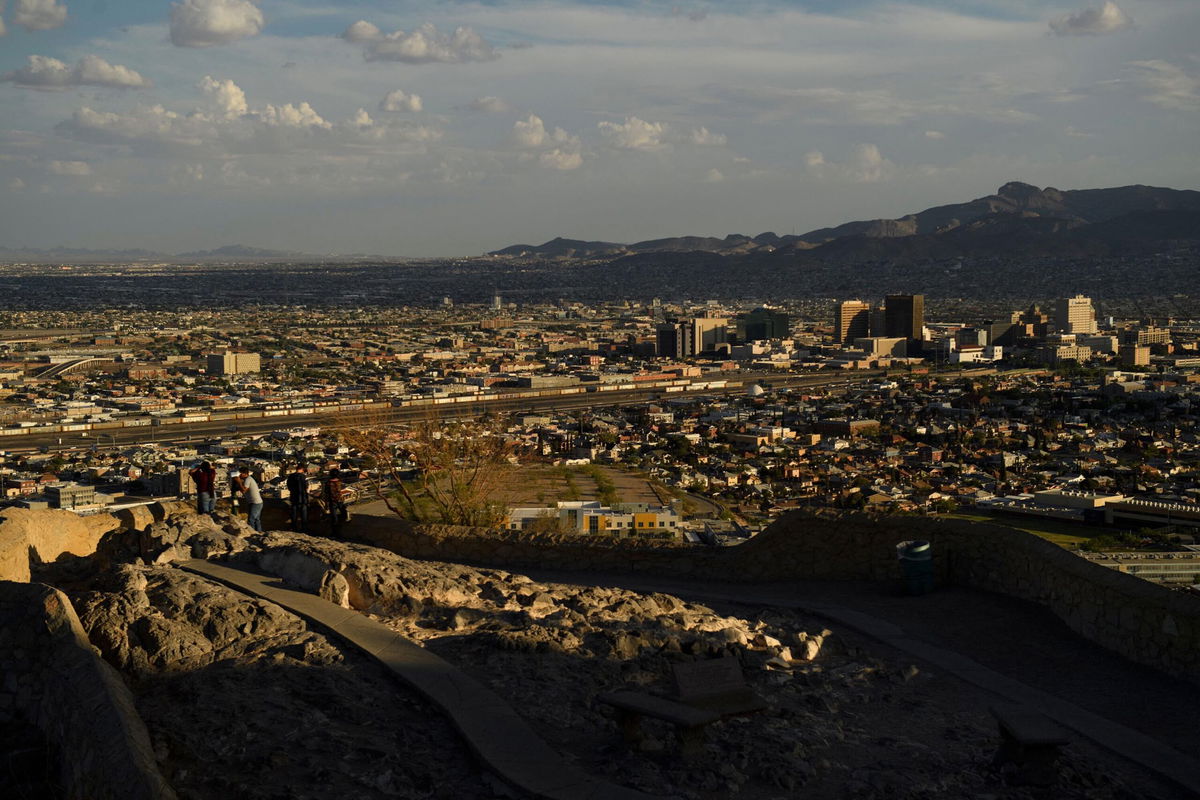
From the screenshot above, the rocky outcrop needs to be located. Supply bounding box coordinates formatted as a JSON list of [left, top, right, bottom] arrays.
[[349, 508, 1200, 687], [0, 507, 121, 582], [0, 581, 175, 800], [223, 530, 1150, 800], [71, 561, 494, 799], [74, 565, 326, 675]]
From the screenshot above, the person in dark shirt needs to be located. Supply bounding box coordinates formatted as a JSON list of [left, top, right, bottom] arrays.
[[286, 463, 310, 532], [188, 461, 217, 516], [324, 467, 346, 538]]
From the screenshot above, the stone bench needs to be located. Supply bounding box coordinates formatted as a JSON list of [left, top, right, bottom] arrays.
[[596, 690, 720, 758], [671, 655, 768, 717], [598, 656, 769, 758], [990, 704, 1070, 787]]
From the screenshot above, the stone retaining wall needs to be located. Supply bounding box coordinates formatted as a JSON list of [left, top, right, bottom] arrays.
[[349, 510, 1200, 685], [0, 581, 176, 800]]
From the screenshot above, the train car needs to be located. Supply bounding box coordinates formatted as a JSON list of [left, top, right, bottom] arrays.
[[121, 417, 152, 428], [665, 385, 684, 393], [0, 427, 30, 437], [264, 409, 288, 417]]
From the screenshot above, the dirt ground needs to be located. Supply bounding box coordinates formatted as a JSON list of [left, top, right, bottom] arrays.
[[493, 464, 663, 507]]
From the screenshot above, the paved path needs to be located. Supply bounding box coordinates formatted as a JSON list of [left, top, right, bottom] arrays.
[[516, 569, 1200, 798], [180, 559, 666, 800]]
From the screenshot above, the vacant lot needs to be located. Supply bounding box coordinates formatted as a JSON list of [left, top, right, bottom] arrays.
[[947, 512, 1110, 548], [493, 464, 662, 507]]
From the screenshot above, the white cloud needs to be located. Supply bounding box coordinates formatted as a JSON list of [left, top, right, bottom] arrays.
[[380, 89, 423, 113], [849, 143, 889, 183], [598, 116, 670, 151], [259, 101, 331, 129], [512, 114, 581, 169], [341, 20, 381, 43], [703, 168, 724, 183], [2, 55, 150, 90], [689, 126, 727, 146], [0, 2, 6, 37], [512, 114, 549, 148], [341, 20, 498, 64], [199, 75, 247, 118], [55, 78, 435, 157], [47, 159, 91, 176], [1127, 60, 1200, 111], [538, 149, 582, 171], [924, 130, 945, 140], [169, 0, 264, 48], [7, 178, 25, 191], [12, 0, 67, 31], [804, 144, 892, 183], [1049, 2, 1132, 37], [468, 96, 511, 113]]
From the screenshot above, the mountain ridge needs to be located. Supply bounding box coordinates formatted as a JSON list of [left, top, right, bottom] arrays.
[[488, 182, 1200, 259]]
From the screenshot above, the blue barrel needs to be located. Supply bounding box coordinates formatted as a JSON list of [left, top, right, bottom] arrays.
[[896, 540, 934, 595]]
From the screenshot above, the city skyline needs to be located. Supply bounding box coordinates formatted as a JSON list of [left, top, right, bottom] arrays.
[[0, 0, 1197, 256]]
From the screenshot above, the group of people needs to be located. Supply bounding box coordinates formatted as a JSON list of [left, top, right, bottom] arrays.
[[187, 461, 349, 536]]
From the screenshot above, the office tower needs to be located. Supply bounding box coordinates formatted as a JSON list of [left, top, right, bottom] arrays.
[[656, 321, 692, 359], [1120, 344, 1151, 367], [737, 308, 790, 342], [884, 294, 924, 342], [491, 291, 502, 311], [836, 300, 871, 345], [207, 350, 261, 375], [690, 316, 729, 353], [985, 321, 1020, 347], [869, 306, 886, 337], [1054, 295, 1098, 335]]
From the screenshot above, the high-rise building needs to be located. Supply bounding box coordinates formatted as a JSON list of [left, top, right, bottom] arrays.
[[1054, 295, 1098, 335], [207, 350, 261, 376], [1119, 344, 1151, 367], [690, 316, 729, 353], [1121, 326, 1170, 346], [884, 294, 924, 342], [737, 308, 790, 342], [656, 321, 692, 359], [836, 300, 871, 345]]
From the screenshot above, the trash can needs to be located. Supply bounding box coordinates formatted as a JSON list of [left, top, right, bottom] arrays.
[[896, 540, 934, 595]]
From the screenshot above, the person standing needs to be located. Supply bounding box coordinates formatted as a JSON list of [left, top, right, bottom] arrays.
[[323, 467, 346, 538], [189, 460, 217, 516], [228, 466, 244, 517], [286, 462, 310, 533], [238, 466, 264, 532]]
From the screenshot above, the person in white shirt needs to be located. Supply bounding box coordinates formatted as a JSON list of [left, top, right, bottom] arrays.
[[238, 466, 263, 532]]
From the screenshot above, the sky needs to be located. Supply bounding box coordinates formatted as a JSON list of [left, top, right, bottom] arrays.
[[0, 0, 1196, 256]]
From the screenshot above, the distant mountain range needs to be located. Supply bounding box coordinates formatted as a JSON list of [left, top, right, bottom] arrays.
[[0, 243, 391, 263], [489, 182, 1200, 261]]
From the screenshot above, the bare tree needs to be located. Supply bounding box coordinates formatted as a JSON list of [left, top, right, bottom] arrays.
[[338, 408, 515, 527]]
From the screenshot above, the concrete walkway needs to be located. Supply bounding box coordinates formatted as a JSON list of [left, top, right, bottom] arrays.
[[516, 569, 1200, 798], [180, 559, 667, 800]]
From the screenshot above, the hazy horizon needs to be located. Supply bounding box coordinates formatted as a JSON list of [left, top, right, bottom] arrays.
[[1, 0, 1197, 257]]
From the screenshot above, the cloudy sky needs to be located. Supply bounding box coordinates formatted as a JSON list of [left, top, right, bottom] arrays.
[[0, 0, 1196, 256]]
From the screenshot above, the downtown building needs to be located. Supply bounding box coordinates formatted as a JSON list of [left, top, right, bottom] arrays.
[[206, 350, 262, 376], [1054, 295, 1098, 335]]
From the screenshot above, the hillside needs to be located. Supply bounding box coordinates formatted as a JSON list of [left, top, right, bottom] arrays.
[[488, 182, 1200, 260]]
